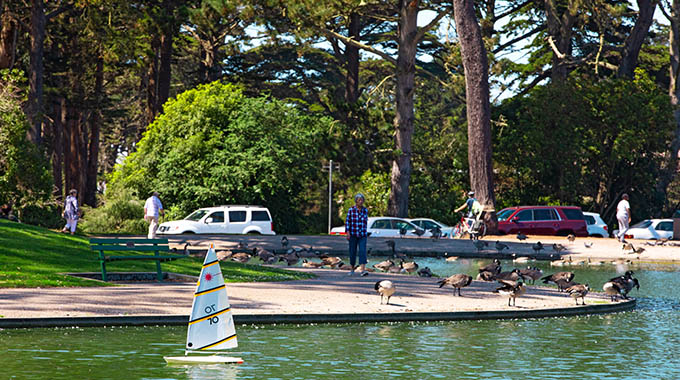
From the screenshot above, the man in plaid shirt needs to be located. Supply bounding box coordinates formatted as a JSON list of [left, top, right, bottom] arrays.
[[345, 193, 369, 276]]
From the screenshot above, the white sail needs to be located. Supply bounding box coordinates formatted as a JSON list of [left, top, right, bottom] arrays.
[[185, 246, 238, 351]]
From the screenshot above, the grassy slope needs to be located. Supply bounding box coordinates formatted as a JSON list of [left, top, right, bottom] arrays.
[[0, 219, 313, 288]]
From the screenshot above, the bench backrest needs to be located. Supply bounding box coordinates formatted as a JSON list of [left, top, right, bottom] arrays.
[[89, 238, 170, 252]]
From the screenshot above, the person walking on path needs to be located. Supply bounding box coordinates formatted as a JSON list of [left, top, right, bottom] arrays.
[[144, 191, 164, 239], [616, 193, 631, 242], [62, 189, 80, 235], [346, 193, 369, 276]]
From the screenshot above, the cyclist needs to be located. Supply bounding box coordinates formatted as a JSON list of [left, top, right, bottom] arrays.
[[455, 191, 483, 220]]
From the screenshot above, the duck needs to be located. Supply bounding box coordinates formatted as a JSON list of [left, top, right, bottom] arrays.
[[400, 260, 419, 274], [494, 279, 526, 306], [519, 266, 543, 284], [495, 241, 509, 252], [438, 274, 473, 296], [301, 259, 324, 268], [230, 252, 252, 263], [320, 255, 343, 268], [373, 259, 395, 272], [516, 232, 528, 241], [532, 241, 544, 253], [417, 267, 434, 277], [565, 284, 590, 305], [495, 268, 525, 281], [479, 259, 502, 274], [375, 280, 396, 305], [541, 272, 575, 292], [566, 234, 576, 243], [476, 270, 496, 281]]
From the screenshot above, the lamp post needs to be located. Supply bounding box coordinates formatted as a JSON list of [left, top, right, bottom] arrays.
[[322, 160, 340, 234]]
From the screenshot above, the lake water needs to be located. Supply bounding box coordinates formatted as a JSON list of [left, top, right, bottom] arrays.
[[2, 258, 679, 379]]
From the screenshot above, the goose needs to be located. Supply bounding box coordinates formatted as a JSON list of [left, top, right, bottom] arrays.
[[555, 279, 580, 292], [417, 267, 434, 277], [400, 260, 419, 274], [622, 242, 634, 253], [278, 252, 300, 266], [605, 270, 640, 300], [541, 272, 575, 292], [385, 240, 396, 256], [494, 279, 526, 306], [438, 274, 473, 296], [256, 249, 277, 264], [476, 270, 496, 281], [387, 265, 403, 274], [566, 234, 576, 244], [550, 259, 567, 267], [633, 246, 646, 254], [552, 243, 566, 254], [513, 256, 530, 264], [495, 241, 510, 253], [338, 263, 353, 271], [603, 281, 624, 301], [281, 236, 289, 250], [320, 255, 343, 268], [532, 241, 544, 253], [519, 267, 543, 284], [236, 240, 247, 250], [302, 259, 324, 268], [375, 280, 396, 304], [171, 242, 192, 255], [565, 284, 590, 305], [479, 259, 502, 274], [445, 256, 460, 262], [373, 259, 395, 272], [231, 252, 251, 263], [586, 257, 604, 266], [495, 268, 525, 281], [584, 242, 593, 248], [473, 240, 488, 252], [516, 232, 528, 241]]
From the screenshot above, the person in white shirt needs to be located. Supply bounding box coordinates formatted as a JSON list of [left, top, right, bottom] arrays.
[[616, 193, 631, 242], [144, 191, 164, 239]]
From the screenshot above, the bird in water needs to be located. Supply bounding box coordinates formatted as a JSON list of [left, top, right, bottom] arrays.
[[494, 279, 526, 306], [375, 280, 396, 305], [438, 274, 473, 296], [495, 241, 510, 253], [516, 232, 528, 241], [566, 234, 576, 244], [417, 267, 434, 277], [565, 284, 590, 305], [532, 242, 544, 253], [479, 259, 502, 275], [541, 272, 575, 292], [519, 267, 543, 284]]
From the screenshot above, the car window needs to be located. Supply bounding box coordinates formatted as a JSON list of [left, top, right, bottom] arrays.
[[534, 209, 557, 221], [371, 220, 392, 229], [411, 220, 423, 228], [422, 221, 437, 229], [515, 210, 533, 221], [229, 211, 247, 223], [631, 220, 652, 229], [584, 215, 595, 225], [656, 221, 673, 231], [393, 220, 415, 231], [562, 209, 584, 220], [185, 210, 209, 221], [497, 209, 515, 221], [251, 210, 270, 221], [206, 211, 224, 223]]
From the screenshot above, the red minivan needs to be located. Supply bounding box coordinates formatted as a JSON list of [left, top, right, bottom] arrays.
[[496, 206, 589, 237]]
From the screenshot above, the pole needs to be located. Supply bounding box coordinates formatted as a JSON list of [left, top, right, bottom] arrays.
[[328, 160, 333, 235]]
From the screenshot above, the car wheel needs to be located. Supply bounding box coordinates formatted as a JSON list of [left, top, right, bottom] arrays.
[[246, 231, 260, 235], [589, 234, 604, 238], [182, 231, 195, 234]]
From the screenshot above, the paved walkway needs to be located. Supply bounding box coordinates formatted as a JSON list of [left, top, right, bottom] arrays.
[[0, 268, 619, 319]]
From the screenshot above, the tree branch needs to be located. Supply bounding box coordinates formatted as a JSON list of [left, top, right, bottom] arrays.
[[546, 35, 566, 59], [46, 3, 73, 21], [415, 7, 450, 43], [492, 25, 545, 54], [493, 0, 533, 22], [320, 28, 397, 65]]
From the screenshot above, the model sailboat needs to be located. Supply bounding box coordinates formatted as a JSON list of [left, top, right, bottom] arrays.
[[164, 244, 243, 364]]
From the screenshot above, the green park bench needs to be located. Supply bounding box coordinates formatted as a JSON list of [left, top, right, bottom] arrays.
[[89, 238, 187, 282]]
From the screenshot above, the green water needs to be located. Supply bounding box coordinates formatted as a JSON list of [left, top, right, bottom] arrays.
[[2, 261, 679, 380]]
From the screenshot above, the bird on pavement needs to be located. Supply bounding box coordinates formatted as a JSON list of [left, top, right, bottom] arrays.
[[584, 242, 593, 248], [552, 243, 566, 254], [566, 234, 576, 244], [479, 259, 502, 274], [476, 271, 496, 281], [519, 266, 543, 284], [633, 246, 646, 254], [373, 259, 395, 272], [474, 240, 488, 252], [622, 242, 634, 253], [494, 279, 526, 307], [417, 267, 434, 277], [532, 242, 544, 253], [541, 272, 575, 292], [495, 241, 510, 253], [516, 232, 528, 241], [438, 274, 473, 296], [281, 236, 289, 250], [495, 268, 525, 282], [604, 270, 639, 301], [566, 284, 590, 305], [375, 280, 396, 305]]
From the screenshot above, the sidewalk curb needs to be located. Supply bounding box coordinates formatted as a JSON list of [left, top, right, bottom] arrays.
[[0, 299, 635, 328]]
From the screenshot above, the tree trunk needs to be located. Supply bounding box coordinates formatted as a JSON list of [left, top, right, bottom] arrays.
[[545, 0, 578, 82], [51, 97, 66, 199], [146, 33, 160, 125], [387, 0, 418, 218], [454, 0, 498, 233], [0, 3, 17, 69], [26, 0, 46, 145], [618, 0, 656, 79], [84, 57, 103, 207], [345, 12, 360, 105], [157, 0, 176, 114], [657, 0, 680, 212]]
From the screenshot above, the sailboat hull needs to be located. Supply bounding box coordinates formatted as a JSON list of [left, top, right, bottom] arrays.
[[163, 355, 244, 365]]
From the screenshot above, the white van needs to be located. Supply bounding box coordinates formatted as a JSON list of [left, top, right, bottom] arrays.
[[157, 205, 276, 235]]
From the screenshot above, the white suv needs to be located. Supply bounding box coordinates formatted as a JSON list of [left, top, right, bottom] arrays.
[[157, 205, 276, 235]]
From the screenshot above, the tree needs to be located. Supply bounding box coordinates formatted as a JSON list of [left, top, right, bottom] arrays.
[[454, 0, 497, 232]]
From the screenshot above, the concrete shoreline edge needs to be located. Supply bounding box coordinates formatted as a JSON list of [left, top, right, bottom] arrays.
[[0, 299, 636, 329]]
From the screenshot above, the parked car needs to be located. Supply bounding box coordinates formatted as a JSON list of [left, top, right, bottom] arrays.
[[408, 218, 455, 238], [583, 212, 609, 238], [330, 217, 431, 238], [612, 219, 674, 240], [157, 205, 275, 235], [496, 206, 588, 237]]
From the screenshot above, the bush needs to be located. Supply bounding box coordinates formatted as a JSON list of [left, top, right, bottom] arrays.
[[79, 190, 147, 234], [18, 202, 63, 229]]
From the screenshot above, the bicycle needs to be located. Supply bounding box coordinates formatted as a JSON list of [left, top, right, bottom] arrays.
[[452, 213, 487, 240]]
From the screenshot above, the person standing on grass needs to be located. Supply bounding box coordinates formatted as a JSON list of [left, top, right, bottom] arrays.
[[144, 191, 164, 239], [616, 193, 631, 242], [346, 193, 369, 276], [62, 189, 80, 235]]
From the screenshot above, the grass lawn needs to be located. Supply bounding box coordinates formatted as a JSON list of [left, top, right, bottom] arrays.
[[0, 219, 313, 288]]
